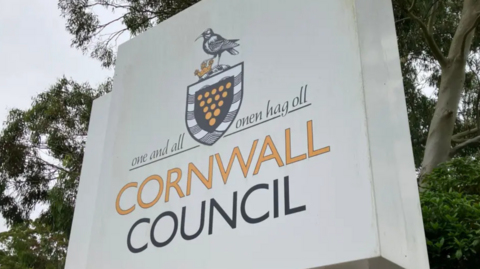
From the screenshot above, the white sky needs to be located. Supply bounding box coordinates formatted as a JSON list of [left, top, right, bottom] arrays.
[[0, 1, 126, 232]]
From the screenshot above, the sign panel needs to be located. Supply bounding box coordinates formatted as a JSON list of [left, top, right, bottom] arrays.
[[65, 0, 430, 268]]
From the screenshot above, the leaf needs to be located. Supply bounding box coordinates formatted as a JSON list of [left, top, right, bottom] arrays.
[[456, 249, 462, 259]]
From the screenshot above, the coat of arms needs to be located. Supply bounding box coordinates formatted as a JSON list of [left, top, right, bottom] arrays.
[[186, 28, 244, 146]]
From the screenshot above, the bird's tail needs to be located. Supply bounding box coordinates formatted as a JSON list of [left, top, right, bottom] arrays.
[[227, 48, 239, 55]]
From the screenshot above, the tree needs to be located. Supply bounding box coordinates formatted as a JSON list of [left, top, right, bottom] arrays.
[[58, 0, 200, 68], [0, 220, 68, 269], [0, 77, 112, 235], [394, 0, 480, 180]]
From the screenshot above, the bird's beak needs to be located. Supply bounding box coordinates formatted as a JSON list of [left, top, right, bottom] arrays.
[[195, 34, 202, 42]]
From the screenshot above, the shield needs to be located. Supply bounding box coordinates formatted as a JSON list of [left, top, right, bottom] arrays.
[[186, 62, 244, 146]]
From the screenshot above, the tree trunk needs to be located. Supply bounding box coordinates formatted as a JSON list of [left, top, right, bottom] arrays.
[[420, 0, 480, 181], [420, 60, 467, 177]]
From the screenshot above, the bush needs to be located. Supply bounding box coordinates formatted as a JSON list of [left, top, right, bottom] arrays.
[[422, 157, 480, 269]]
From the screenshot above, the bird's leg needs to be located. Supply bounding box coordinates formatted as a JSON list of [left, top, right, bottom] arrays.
[[217, 53, 222, 67]]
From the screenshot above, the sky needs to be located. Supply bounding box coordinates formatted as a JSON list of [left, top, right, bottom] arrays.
[[0, 1, 126, 232]]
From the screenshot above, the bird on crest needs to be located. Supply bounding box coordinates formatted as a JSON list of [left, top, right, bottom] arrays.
[[195, 28, 240, 67]]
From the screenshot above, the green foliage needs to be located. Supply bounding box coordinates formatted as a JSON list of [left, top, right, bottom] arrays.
[[424, 157, 480, 195], [0, 220, 68, 269], [58, 0, 201, 68], [0, 76, 111, 236], [421, 157, 480, 268]]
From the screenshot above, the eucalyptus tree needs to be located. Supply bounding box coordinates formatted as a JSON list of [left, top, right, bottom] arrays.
[[58, 0, 200, 68], [394, 0, 480, 180], [0, 77, 111, 234]]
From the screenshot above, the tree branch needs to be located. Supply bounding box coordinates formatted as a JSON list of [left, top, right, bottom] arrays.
[[408, 0, 416, 12], [460, 15, 480, 60], [395, 17, 410, 24], [104, 28, 127, 47], [32, 156, 71, 175], [85, 3, 102, 8], [399, 0, 447, 67], [94, 15, 126, 36], [450, 135, 480, 157], [451, 128, 478, 142], [98, 2, 158, 16], [427, 1, 440, 34]]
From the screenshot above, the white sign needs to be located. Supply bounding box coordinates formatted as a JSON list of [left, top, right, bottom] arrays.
[[65, 0, 430, 268]]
